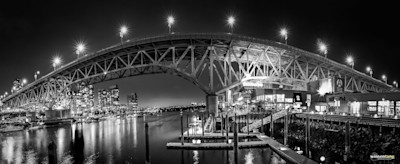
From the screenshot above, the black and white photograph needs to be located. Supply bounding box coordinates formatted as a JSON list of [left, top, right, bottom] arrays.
[[0, 0, 399, 163]]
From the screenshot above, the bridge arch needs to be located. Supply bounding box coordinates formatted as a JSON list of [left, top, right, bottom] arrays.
[[2, 33, 397, 114]]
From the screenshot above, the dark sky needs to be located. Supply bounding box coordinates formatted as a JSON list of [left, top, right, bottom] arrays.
[[1, 0, 399, 107]]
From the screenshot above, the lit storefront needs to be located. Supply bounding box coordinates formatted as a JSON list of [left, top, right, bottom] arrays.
[[327, 92, 400, 117], [252, 89, 308, 112]]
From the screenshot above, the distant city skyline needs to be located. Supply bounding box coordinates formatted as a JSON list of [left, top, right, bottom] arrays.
[[94, 74, 205, 108]]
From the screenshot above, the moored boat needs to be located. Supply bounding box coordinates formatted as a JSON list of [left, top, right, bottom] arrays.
[[0, 125, 25, 133]]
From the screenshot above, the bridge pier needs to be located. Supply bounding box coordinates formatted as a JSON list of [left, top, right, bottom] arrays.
[[206, 94, 218, 116]]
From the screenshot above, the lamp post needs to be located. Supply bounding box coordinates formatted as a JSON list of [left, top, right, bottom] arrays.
[[75, 42, 86, 59], [34, 71, 40, 81], [52, 56, 61, 71], [366, 66, 373, 77], [393, 81, 398, 88], [318, 42, 328, 58], [227, 16, 235, 34], [346, 56, 354, 69], [320, 156, 326, 163], [119, 25, 128, 44], [382, 75, 387, 84], [280, 28, 288, 44], [22, 78, 27, 86], [167, 16, 175, 34]]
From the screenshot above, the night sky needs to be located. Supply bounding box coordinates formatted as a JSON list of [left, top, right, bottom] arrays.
[[1, 0, 399, 107]]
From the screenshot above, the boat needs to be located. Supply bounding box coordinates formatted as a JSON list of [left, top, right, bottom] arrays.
[[28, 121, 44, 130], [84, 116, 100, 123], [0, 125, 25, 133], [43, 118, 73, 126]]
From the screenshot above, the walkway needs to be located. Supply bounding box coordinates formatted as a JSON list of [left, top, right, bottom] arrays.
[[256, 134, 318, 164], [241, 110, 288, 132], [296, 113, 400, 128]]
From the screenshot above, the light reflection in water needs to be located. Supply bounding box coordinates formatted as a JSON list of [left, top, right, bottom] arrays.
[[56, 128, 66, 159], [71, 123, 76, 141], [35, 129, 45, 150], [193, 150, 199, 164], [115, 119, 121, 161], [133, 117, 137, 148], [244, 150, 254, 164], [2, 137, 15, 163], [0, 112, 281, 164]]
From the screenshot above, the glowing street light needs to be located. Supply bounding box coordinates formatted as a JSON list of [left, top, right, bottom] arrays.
[[227, 16, 235, 34], [318, 42, 328, 58], [34, 70, 40, 80], [22, 78, 27, 85], [52, 56, 61, 70], [320, 156, 326, 162], [382, 74, 387, 83], [75, 42, 86, 59], [366, 66, 373, 77], [119, 25, 128, 43], [280, 28, 288, 44], [167, 16, 175, 34], [393, 81, 398, 88], [346, 56, 354, 69]]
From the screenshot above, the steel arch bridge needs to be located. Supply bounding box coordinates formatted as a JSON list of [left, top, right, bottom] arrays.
[[1, 33, 397, 113]]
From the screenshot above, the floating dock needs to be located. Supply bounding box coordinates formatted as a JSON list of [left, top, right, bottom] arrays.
[[166, 141, 267, 150], [179, 133, 257, 140], [167, 132, 318, 164]]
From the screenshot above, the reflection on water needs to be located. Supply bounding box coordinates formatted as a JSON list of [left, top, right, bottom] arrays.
[[193, 150, 199, 164], [0, 112, 286, 164], [244, 150, 254, 164]]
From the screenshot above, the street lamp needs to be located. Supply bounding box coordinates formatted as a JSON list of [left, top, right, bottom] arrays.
[[382, 75, 387, 83], [75, 42, 86, 59], [227, 16, 235, 34], [280, 28, 288, 44], [34, 70, 40, 80], [320, 156, 326, 163], [393, 81, 398, 88], [167, 16, 175, 34], [119, 25, 128, 43], [22, 78, 27, 86], [346, 56, 354, 69], [366, 66, 373, 77], [318, 41, 328, 58], [52, 56, 61, 70]]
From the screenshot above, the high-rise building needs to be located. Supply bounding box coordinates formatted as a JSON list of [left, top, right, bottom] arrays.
[[98, 89, 109, 110], [97, 85, 120, 111], [127, 93, 138, 111], [72, 82, 95, 113], [109, 85, 119, 106]]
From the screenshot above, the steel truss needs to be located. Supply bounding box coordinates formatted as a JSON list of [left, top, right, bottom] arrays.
[[1, 33, 397, 110]]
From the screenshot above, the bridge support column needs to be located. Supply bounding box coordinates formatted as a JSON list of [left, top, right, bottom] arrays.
[[206, 94, 218, 116], [226, 90, 232, 105]]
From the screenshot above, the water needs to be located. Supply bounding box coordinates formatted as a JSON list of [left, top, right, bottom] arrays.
[[1, 112, 286, 164]]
